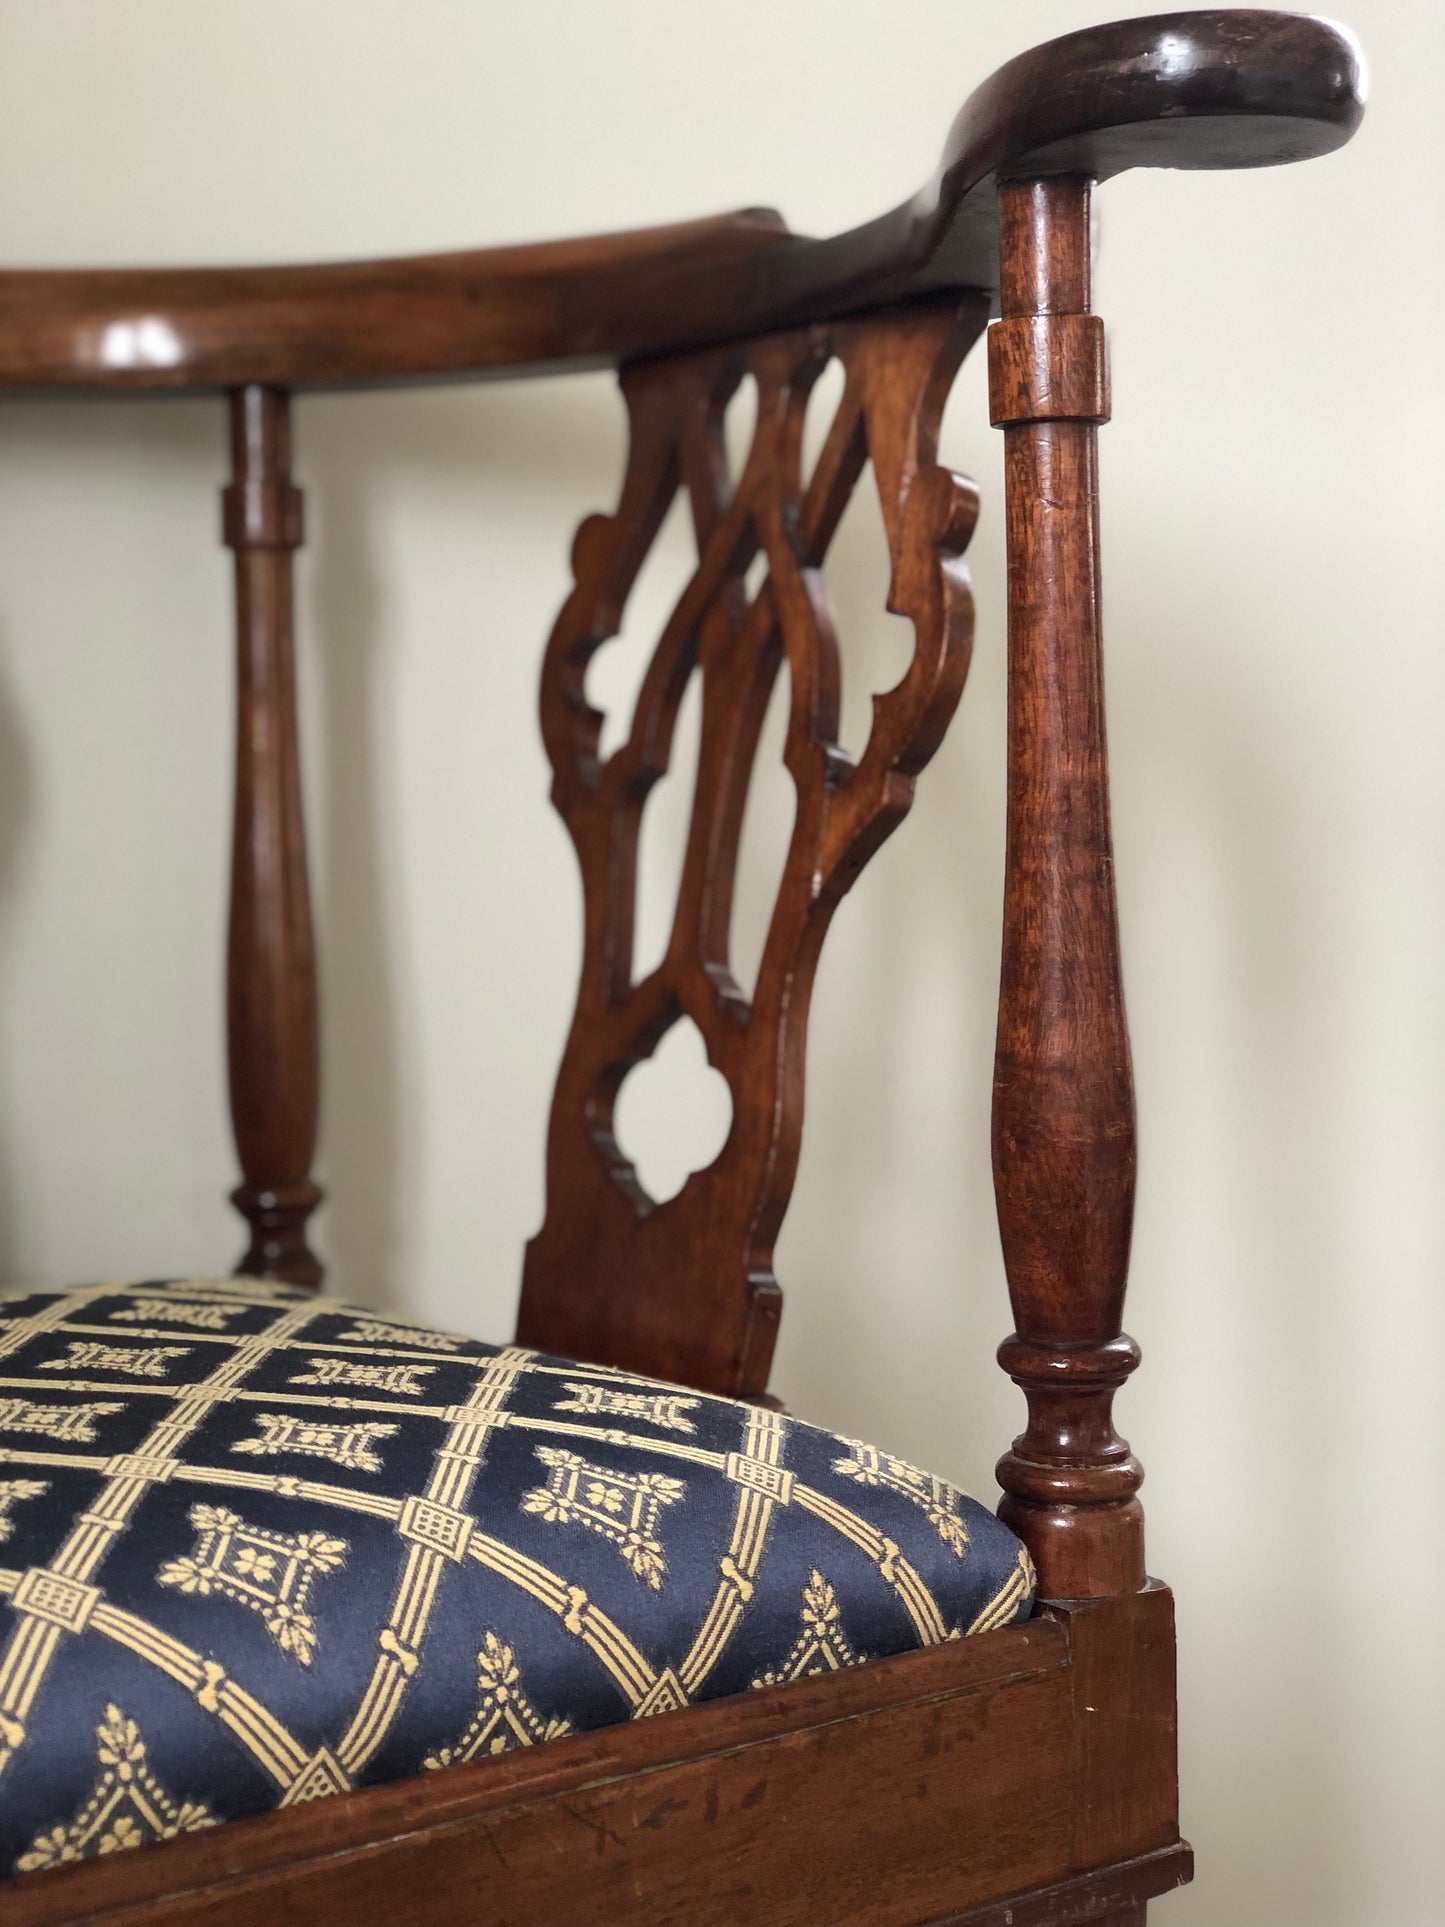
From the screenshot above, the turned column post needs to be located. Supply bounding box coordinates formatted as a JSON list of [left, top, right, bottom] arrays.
[[222, 384, 323, 1286], [989, 178, 1143, 1598]]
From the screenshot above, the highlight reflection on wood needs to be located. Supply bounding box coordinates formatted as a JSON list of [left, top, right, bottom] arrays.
[[0, 10, 1366, 1923], [518, 297, 986, 1395], [987, 179, 1140, 1601], [222, 385, 323, 1288]]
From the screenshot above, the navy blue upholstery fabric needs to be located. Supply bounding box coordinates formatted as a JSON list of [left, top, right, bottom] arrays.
[[0, 1277, 1033, 1879]]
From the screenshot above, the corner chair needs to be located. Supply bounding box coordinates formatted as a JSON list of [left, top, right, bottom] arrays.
[[0, 12, 1364, 1924]]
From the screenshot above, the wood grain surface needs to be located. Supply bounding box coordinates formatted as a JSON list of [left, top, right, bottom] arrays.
[[0, 14, 1362, 391], [222, 386, 323, 1286], [517, 294, 985, 1393]]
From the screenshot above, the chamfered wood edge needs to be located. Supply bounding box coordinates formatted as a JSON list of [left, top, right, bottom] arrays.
[[2, 1617, 1070, 1924], [925, 1842, 1195, 1927], [0, 11, 1363, 390]]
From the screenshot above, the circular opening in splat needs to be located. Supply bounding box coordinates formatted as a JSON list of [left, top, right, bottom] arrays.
[[614, 1016, 733, 1205]]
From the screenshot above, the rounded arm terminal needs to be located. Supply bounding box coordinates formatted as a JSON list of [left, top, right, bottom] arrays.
[[0, 11, 1364, 390]]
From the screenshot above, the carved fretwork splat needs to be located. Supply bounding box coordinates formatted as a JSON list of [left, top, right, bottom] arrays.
[[517, 295, 988, 1396]]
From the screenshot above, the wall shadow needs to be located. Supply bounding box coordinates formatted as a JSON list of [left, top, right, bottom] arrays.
[[0, 625, 36, 1265], [294, 377, 621, 1321], [1112, 593, 1365, 1927], [294, 408, 402, 1313], [0, 394, 224, 1283]]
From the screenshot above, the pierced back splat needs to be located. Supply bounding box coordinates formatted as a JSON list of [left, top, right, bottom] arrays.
[[517, 294, 988, 1396]]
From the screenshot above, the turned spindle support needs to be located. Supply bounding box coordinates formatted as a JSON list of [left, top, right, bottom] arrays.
[[989, 177, 1143, 1599], [222, 384, 323, 1287]]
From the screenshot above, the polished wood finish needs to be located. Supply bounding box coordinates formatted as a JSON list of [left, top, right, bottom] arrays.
[[223, 385, 323, 1286], [0, 11, 1368, 1922], [0, 13, 1362, 393], [3, 1592, 1188, 1927], [518, 294, 985, 1395], [988, 179, 1142, 1600]]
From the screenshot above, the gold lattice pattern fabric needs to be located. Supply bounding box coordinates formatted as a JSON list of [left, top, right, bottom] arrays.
[[0, 1278, 1034, 1882]]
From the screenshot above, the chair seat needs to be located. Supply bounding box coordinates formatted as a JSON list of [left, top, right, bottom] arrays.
[[0, 1276, 1034, 1880]]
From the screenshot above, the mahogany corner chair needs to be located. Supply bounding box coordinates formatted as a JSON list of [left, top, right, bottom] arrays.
[[0, 12, 1363, 1926]]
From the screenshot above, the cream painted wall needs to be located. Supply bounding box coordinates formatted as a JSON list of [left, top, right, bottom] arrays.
[[0, 2, 1440, 1920]]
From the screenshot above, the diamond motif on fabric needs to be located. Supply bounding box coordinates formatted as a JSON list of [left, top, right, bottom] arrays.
[[156, 1504, 347, 1666], [288, 1357, 437, 1396], [423, 1634, 571, 1768], [15, 1705, 216, 1872], [231, 1412, 397, 1473], [751, 1571, 862, 1687], [724, 1453, 794, 1503], [0, 1480, 47, 1545], [38, 1342, 190, 1379], [0, 1397, 125, 1444], [0, 1273, 1037, 1855], [553, 1381, 700, 1435], [521, 1446, 684, 1589], [12, 1568, 102, 1634], [335, 1318, 467, 1352], [831, 1438, 971, 1554], [397, 1494, 474, 1562], [108, 1298, 242, 1331]]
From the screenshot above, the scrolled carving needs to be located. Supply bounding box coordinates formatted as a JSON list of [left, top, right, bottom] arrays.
[[517, 294, 989, 1396]]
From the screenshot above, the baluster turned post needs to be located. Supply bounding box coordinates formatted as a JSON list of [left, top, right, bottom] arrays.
[[989, 178, 1143, 1598], [222, 384, 323, 1287]]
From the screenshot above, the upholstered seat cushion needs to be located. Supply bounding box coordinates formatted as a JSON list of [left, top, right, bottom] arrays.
[[0, 1276, 1034, 1879]]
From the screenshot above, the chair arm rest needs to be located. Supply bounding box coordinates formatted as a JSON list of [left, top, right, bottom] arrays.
[[896, 7, 1365, 292], [0, 10, 1363, 391]]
